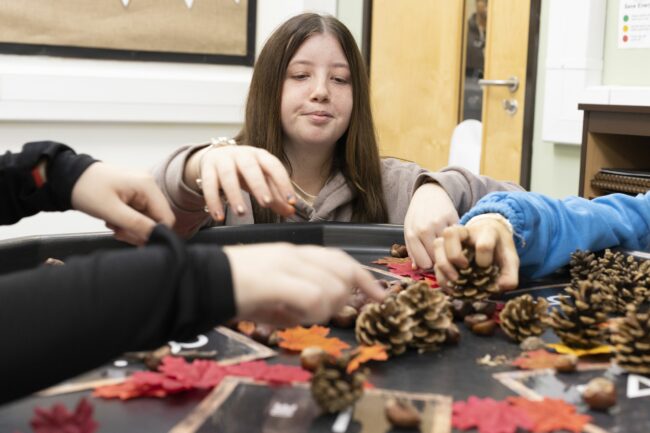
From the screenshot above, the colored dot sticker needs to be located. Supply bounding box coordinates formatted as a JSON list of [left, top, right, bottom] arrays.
[[623, 35, 629, 42], [623, 25, 629, 32], [624, 15, 629, 22]]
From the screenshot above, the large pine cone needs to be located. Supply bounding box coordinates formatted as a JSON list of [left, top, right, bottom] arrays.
[[569, 250, 598, 283], [397, 282, 453, 352], [611, 305, 650, 375], [549, 280, 608, 348], [356, 295, 414, 355], [595, 250, 650, 314], [311, 355, 366, 413], [499, 294, 549, 343], [446, 246, 500, 301]]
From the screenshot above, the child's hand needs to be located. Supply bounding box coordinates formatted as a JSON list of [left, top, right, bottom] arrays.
[[71, 163, 175, 245], [432, 217, 519, 292], [186, 145, 296, 221], [404, 182, 459, 269], [224, 243, 386, 326]]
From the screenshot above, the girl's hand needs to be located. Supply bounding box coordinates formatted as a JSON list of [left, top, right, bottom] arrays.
[[224, 243, 386, 326], [184, 144, 296, 221], [404, 182, 459, 269], [432, 217, 519, 292]]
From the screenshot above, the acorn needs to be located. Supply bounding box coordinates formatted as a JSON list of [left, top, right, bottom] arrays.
[[385, 398, 421, 429], [472, 301, 497, 317], [464, 313, 489, 328], [390, 244, 409, 258], [471, 319, 497, 336], [300, 347, 328, 372], [445, 323, 461, 345], [331, 305, 358, 328], [44, 257, 65, 266], [251, 323, 276, 345], [452, 299, 474, 320], [554, 354, 578, 373], [582, 377, 616, 411]]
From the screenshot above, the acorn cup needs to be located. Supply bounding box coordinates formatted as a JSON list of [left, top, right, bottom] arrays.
[[549, 280, 608, 349], [310, 354, 366, 413], [499, 294, 549, 343], [611, 304, 650, 375], [446, 245, 500, 301]]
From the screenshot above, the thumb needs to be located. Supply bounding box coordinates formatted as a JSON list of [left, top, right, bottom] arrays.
[[353, 267, 386, 302], [103, 199, 157, 245]]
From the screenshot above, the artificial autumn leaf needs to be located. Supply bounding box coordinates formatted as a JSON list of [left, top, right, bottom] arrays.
[[31, 398, 98, 433], [452, 396, 533, 433], [511, 349, 563, 370], [94, 357, 310, 400], [236, 320, 256, 336], [507, 397, 591, 433], [277, 325, 350, 356], [377, 259, 439, 287], [346, 345, 389, 373], [546, 343, 614, 357]]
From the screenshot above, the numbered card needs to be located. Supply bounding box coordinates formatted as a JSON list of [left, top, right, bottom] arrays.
[[171, 377, 451, 433]]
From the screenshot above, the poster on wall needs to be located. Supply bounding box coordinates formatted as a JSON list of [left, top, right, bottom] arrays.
[[618, 0, 650, 48], [0, 0, 255, 65]]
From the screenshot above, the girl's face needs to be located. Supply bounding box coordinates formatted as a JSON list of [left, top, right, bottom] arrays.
[[280, 32, 353, 152]]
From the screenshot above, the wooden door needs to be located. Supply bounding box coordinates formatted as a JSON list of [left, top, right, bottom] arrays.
[[369, 0, 464, 170], [370, 0, 539, 187], [480, 0, 534, 184]]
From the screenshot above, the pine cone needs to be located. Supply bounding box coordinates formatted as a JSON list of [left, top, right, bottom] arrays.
[[569, 249, 598, 283], [612, 305, 650, 375], [594, 250, 650, 314], [311, 355, 366, 413], [447, 246, 500, 300], [499, 294, 549, 342], [549, 280, 608, 348], [356, 296, 414, 355], [397, 282, 453, 352]]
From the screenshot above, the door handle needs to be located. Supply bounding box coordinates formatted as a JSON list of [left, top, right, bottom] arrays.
[[478, 76, 519, 92]]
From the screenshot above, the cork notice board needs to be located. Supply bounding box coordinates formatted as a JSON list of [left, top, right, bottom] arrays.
[[0, 0, 255, 64]]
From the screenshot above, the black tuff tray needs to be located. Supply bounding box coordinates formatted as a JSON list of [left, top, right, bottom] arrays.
[[0, 223, 644, 432]]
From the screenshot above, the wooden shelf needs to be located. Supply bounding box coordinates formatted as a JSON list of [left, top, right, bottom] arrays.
[[578, 104, 650, 198]]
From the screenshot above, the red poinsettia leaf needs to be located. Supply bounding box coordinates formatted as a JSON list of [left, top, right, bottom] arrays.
[[31, 398, 98, 433], [507, 397, 591, 433], [452, 396, 533, 433], [277, 325, 350, 356], [224, 361, 312, 385]]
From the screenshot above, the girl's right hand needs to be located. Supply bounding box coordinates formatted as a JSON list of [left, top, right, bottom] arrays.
[[185, 144, 296, 221]]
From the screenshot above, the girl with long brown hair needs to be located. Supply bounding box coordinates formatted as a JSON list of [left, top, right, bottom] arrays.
[[153, 13, 521, 269]]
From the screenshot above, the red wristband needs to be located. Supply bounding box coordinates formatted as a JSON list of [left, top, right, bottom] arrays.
[[31, 165, 45, 188]]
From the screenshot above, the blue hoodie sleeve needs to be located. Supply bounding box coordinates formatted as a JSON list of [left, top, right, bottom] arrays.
[[460, 191, 650, 279]]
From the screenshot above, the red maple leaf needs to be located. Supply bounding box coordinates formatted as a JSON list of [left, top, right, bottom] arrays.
[[452, 396, 533, 433], [224, 361, 312, 385], [373, 258, 439, 288], [507, 397, 591, 433], [30, 398, 98, 433], [511, 349, 563, 370]]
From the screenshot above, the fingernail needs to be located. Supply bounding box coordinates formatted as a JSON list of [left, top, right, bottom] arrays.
[[287, 194, 296, 204], [263, 195, 272, 205], [203, 205, 210, 213], [412, 263, 417, 270], [215, 211, 224, 221], [236, 205, 245, 215]]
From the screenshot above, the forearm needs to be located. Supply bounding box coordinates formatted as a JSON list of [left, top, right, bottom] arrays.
[[422, 167, 523, 215], [461, 191, 650, 278], [0, 141, 96, 224], [0, 225, 235, 403]]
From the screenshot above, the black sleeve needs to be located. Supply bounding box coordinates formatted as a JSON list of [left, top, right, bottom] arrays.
[[0, 225, 236, 404], [0, 141, 96, 224]]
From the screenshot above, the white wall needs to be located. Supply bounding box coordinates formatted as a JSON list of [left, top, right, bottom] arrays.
[[0, 0, 341, 241]]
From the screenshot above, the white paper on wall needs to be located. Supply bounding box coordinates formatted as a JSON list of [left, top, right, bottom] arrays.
[[619, 0, 650, 48]]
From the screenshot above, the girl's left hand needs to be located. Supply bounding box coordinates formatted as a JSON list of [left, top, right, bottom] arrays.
[[404, 182, 459, 269]]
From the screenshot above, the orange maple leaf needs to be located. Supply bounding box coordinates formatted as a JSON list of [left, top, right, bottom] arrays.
[[511, 349, 562, 370], [507, 397, 591, 433], [277, 325, 350, 356], [347, 345, 389, 373], [237, 321, 255, 336]]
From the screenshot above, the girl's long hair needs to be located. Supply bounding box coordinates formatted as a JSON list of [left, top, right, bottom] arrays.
[[236, 13, 388, 223]]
